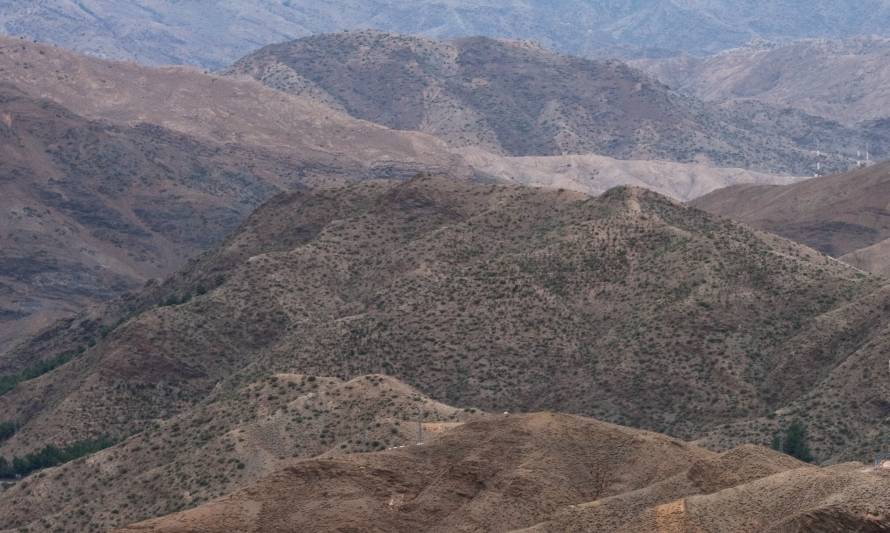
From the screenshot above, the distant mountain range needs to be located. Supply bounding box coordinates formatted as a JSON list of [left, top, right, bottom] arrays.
[[5, 1, 890, 68], [637, 37, 890, 126]]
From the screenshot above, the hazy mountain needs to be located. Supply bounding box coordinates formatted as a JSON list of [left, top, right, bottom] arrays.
[[117, 414, 889, 533], [638, 37, 890, 126], [6, 1, 890, 68], [3, 176, 887, 471], [227, 31, 888, 175]]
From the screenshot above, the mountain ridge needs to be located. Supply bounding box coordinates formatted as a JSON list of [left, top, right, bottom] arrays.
[[227, 30, 883, 176], [7, 1, 890, 68]]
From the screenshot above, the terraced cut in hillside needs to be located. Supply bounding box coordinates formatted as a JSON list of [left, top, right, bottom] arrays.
[[0, 373, 476, 532], [2, 176, 888, 471], [227, 30, 866, 175], [116, 413, 890, 533]]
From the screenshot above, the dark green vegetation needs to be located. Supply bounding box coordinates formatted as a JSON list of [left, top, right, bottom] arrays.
[[0, 349, 85, 396], [772, 420, 814, 463], [0, 421, 14, 442], [0, 436, 114, 478]]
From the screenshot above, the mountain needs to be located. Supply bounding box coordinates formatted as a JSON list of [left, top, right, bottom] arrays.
[[637, 37, 890, 126], [0, 36, 464, 178], [0, 36, 467, 354], [227, 31, 885, 176], [692, 161, 890, 259], [3, 176, 888, 470], [0, 82, 301, 354], [116, 413, 889, 533], [0, 372, 478, 532], [6, 1, 890, 68]]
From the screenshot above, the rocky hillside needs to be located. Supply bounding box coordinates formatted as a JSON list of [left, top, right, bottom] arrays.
[[692, 161, 890, 259], [2, 176, 888, 469], [117, 413, 890, 533], [227, 31, 884, 175], [6, 1, 890, 68]]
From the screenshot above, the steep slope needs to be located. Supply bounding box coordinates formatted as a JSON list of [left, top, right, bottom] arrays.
[[117, 413, 716, 533], [0, 373, 476, 532], [7, 1, 890, 68], [2, 176, 886, 466], [638, 37, 890, 126], [226, 31, 878, 175], [692, 161, 890, 258]]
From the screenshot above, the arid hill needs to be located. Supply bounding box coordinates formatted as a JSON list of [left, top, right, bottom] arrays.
[[0, 37, 469, 353], [227, 31, 872, 175], [3, 176, 888, 468], [692, 161, 890, 259], [115, 412, 890, 533], [0, 373, 477, 532], [524, 454, 890, 532], [0, 82, 310, 353], [115, 412, 716, 533], [0, 36, 465, 179]]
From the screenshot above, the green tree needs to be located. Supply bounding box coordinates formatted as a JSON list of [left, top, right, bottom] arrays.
[[772, 419, 814, 463], [0, 421, 15, 442]]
